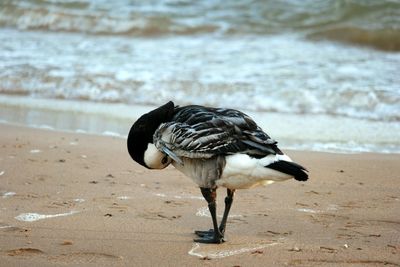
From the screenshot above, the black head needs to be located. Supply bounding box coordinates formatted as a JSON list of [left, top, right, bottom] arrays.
[[127, 101, 175, 168]]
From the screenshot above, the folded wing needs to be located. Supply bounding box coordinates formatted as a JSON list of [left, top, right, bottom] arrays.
[[153, 106, 282, 164]]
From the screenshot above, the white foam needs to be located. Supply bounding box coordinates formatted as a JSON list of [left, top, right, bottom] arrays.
[[297, 208, 319, 214], [102, 131, 122, 137], [30, 149, 41, 154], [188, 242, 279, 259], [15, 211, 79, 222], [2, 192, 16, 198], [0, 22, 399, 126], [0, 171, 4, 176], [38, 125, 54, 130], [73, 198, 85, 203], [195, 206, 209, 217], [173, 194, 203, 200], [117, 196, 131, 200], [153, 192, 203, 200], [196, 206, 243, 218]]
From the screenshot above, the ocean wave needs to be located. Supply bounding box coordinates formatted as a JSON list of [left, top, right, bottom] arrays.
[[0, 28, 399, 122], [1, 77, 398, 122], [0, 1, 221, 36], [1, 0, 400, 50]]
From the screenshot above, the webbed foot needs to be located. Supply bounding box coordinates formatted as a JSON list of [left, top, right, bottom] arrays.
[[194, 234, 225, 244], [194, 229, 214, 237], [194, 229, 225, 243]]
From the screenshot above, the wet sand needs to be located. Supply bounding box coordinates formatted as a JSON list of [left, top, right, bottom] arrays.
[[0, 123, 399, 266]]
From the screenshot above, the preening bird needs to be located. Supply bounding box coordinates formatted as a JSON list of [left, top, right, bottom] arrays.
[[127, 101, 308, 244]]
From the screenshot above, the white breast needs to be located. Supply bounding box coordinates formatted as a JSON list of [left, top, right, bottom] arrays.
[[216, 154, 293, 189]]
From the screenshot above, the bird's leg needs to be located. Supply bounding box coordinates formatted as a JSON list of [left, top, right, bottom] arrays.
[[194, 187, 217, 237], [218, 188, 235, 235], [194, 189, 235, 239], [194, 187, 224, 244]]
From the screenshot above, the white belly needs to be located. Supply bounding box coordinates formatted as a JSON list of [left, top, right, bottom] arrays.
[[216, 154, 293, 189]]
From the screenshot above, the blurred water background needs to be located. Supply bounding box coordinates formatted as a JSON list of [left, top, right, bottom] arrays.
[[0, 0, 399, 153]]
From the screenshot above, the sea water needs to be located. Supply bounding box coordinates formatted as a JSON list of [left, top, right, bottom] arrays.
[[0, 0, 399, 153]]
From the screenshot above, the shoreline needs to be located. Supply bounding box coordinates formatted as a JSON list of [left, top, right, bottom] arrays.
[[0, 123, 399, 266], [1, 95, 400, 154]]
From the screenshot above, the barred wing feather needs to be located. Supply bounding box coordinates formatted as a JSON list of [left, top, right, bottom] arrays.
[[153, 107, 282, 164]]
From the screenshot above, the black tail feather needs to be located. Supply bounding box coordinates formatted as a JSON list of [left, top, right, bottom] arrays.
[[267, 161, 308, 181]]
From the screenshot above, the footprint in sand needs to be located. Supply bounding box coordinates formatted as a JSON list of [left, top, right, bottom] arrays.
[[49, 252, 122, 264], [0, 224, 29, 233], [6, 248, 44, 257], [5, 248, 121, 264], [138, 211, 182, 221]]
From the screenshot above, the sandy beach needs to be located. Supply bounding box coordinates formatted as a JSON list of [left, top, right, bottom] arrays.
[[0, 123, 399, 266]]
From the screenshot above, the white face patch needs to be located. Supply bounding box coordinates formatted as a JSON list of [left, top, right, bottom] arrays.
[[143, 143, 171, 169]]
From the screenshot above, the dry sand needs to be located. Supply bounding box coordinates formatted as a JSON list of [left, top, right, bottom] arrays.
[[0, 123, 399, 266]]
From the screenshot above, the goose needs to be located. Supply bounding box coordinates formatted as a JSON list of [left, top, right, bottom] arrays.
[[127, 101, 308, 244]]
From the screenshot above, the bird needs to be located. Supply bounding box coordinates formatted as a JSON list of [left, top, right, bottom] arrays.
[[127, 101, 308, 244]]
